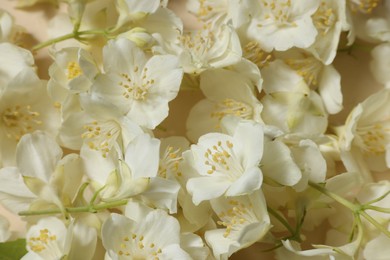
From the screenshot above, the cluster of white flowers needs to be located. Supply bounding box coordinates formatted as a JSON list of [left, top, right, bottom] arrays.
[[0, 0, 390, 259]]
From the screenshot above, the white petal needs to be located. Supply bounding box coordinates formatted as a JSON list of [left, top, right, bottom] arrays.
[[68, 221, 97, 260], [0, 167, 36, 213], [140, 177, 180, 213], [318, 65, 343, 114], [225, 166, 262, 196], [17, 132, 62, 182], [205, 229, 238, 259], [261, 141, 302, 186], [232, 120, 264, 169], [103, 38, 146, 74], [125, 134, 160, 179], [143, 54, 183, 100], [187, 177, 230, 205]]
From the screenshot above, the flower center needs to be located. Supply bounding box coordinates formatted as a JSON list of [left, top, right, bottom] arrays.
[[2, 105, 42, 141], [178, 24, 217, 69], [257, 0, 297, 27], [284, 55, 323, 86], [243, 42, 273, 68], [211, 99, 253, 128], [356, 121, 390, 154], [28, 229, 58, 253], [313, 2, 337, 36], [119, 68, 154, 101], [349, 0, 381, 14], [81, 120, 120, 158], [158, 146, 183, 178], [199, 0, 214, 17], [117, 233, 162, 259], [67, 61, 82, 80], [203, 140, 243, 180], [217, 199, 257, 238]]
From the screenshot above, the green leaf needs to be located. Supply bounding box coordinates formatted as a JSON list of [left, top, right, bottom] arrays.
[[0, 239, 28, 260]]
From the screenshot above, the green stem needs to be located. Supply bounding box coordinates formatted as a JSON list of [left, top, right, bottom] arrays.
[[365, 190, 390, 205], [89, 185, 106, 205], [360, 211, 390, 238], [364, 205, 390, 214], [32, 29, 109, 52], [267, 206, 295, 235], [32, 32, 76, 51], [309, 182, 358, 212], [18, 199, 128, 216], [309, 182, 390, 239]]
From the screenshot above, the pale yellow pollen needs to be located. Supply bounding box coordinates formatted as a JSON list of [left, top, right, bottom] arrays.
[[257, 0, 294, 27], [81, 121, 118, 158], [67, 61, 82, 80], [117, 233, 162, 258], [350, 0, 381, 14], [158, 146, 183, 178], [211, 99, 253, 129], [28, 229, 57, 253], [217, 200, 255, 238], [357, 122, 390, 154], [2, 104, 43, 141], [284, 54, 322, 86], [243, 41, 273, 68], [198, 0, 214, 17], [313, 1, 336, 36], [203, 140, 241, 178], [119, 72, 154, 101], [178, 24, 215, 58]]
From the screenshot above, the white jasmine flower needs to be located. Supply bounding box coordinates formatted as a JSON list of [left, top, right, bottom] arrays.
[[339, 88, 390, 171], [48, 47, 99, 106], [155, 20, 242, 74], [95, 141, 157, 202], [102, 204, 191, 259], [308, 0, 350, 65], [277, 50, 343, 114], [245, 0, 320, 51], [0, 70, 60, 166], [23, 217, 96, 260], [91, 38, 183, 129], [0, 132, 83, 214], [83, 132, 181, 213], [186, 60, 263, 141], [261, 60, 328, 135], [59, 94, 143, 154], [187, 118, 263, 205], [205, 191, 271, 259]]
